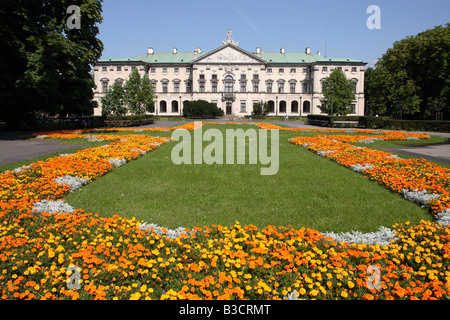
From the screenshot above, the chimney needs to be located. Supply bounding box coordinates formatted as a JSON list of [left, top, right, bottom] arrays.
[[256, 47, 261, 54], [280, 47, 285, 54], [173, 47, 177, 54], [305, 47, 310, 54], [148, 47, 154, 55], [317, 51, 321, 56]]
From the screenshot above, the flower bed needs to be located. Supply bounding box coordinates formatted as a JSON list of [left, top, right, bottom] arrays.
[[288, 132, 450, 224], [1, 123, 449, 300]]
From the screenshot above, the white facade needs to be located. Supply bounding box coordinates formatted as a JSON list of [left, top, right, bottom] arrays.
[[93, 31, 366, 117]]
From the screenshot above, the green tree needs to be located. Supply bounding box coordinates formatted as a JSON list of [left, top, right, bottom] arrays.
[[141, 74, 155, 114], [319, 69, 355, 115], [364, 67, 386, 116], [251, 101, 270, 117], [0, 0, 104, 129], [100, 80, 127, 116], [364, 24, 449, 119], [124, 68, 155, 115]]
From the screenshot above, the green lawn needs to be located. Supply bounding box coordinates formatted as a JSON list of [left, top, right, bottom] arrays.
[[64, 124, 432, 233]]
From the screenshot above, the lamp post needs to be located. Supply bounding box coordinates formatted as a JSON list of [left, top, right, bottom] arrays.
[[276, 95, 278, 117]]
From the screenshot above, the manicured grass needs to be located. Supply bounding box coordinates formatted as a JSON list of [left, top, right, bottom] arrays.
[[64, 124, 432, 233]]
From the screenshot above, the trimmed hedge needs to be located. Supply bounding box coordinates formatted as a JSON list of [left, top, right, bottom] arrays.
[[104, 115, 154, 127], [183, 100, 224, 118], [306, 115, 450, 132], [359, 117, 450, 133]]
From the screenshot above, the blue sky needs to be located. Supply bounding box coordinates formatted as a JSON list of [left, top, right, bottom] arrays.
[[98, 0, 449, 67]]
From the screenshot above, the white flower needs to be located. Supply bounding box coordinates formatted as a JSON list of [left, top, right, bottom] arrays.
[[108, 158, 127, 167], [54, 175, 89, 192], [32, 200, 75, 214]]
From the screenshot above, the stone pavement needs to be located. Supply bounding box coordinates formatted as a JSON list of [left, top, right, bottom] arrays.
[[0, 121, 449, 167], [0, 131, 85, 166]]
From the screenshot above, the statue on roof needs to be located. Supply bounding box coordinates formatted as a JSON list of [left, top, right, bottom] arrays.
[[222, 29, 239, 46]]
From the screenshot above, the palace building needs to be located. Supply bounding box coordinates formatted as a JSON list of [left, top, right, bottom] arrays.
[[93, 30, 366, 117]]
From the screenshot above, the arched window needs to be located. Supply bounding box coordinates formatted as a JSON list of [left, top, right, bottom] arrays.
[[224, 75, 234, 93], [268, 100, 275, 113], [291, 101, 298, 113], [279, 100, 287, 113], [303, 101, 311, 113], [171, 100, 179, 113], [160, 100, 167, 113]]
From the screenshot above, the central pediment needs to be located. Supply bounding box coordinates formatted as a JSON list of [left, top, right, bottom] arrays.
[[192, 44, 266, 65]]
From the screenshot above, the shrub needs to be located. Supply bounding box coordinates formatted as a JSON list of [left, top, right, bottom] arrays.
[[183, 100, 224, 118], [105, 115, 154, 127]]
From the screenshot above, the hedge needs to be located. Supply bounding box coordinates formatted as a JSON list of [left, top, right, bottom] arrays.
[[306, 115, 450, 132], [104, 115, 154, 127]]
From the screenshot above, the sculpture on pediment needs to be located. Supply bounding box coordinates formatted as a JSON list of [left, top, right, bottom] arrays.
[[222, 29, 239, 46]]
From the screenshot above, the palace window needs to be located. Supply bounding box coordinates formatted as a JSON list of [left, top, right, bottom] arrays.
[[162, 81, 168, 93], [162, 67, 168, 73], [160, 101, 167, 113], [174, 82, 180, 93], [278, 82, 284, 93], [101, 80, 108, 93], [212, 82, 217, 93], [150, 68, 156, 73], [291, 101, 299, 113], [240, 83, 246, 93], [172, 101, 179, 113], [267, 82, 272, 93], [352, 67, 357, 73], [240, 101, 246, 113], [352, 79, 358, 93], [322, 67, 328, 72], [302, 82, 309, 93], [279, 100, 286, 113], [102, 66, 107, 71], [290, 68, 296, 73], [290, 82, 296, 93], [117, 66, 121, 71], [253, 82, 259, 93], [225, 75, 234, 93]]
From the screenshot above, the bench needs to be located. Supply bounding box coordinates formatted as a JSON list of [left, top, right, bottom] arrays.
[[307, 119, 330, 126]]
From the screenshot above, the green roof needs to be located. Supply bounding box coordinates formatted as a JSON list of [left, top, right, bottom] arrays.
[[99, 48, 363, 64]]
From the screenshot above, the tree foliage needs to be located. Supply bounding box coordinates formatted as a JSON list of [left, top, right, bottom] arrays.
[[0, 0, 104, 129], [100, 68, 155, 117], [365, 24, 450, 119], [183, 100, 224, 118], [100, 80, 127, 117], [251, 101, 270, 117], [124, 68, 155, 115], [319, 69, 356, 115]]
